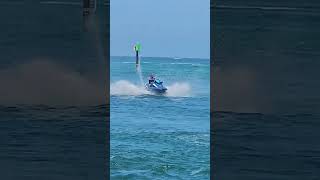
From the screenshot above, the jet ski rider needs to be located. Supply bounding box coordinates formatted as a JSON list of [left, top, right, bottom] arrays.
[[148, 74, 155, 84]]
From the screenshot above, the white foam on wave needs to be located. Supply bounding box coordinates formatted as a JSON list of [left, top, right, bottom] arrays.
[[110, 80, 191, 97], [136, 65, 145, 86], [110, 80, 149, 96], [166, 82, 191, 97]]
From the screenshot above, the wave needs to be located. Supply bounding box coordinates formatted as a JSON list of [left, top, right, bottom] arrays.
[[121, 62, 151, 64], [110, 80, 191, 97], [170, 63, 193, 65]]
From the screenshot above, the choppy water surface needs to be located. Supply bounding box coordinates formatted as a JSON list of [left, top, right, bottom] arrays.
[[213, 0, 320, 179], [0, 105, 107, 179], [111, 57, 210, 179], [0, 1, 108, 179]]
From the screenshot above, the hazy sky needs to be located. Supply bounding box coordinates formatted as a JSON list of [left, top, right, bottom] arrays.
[[111, 0, 210, 58]]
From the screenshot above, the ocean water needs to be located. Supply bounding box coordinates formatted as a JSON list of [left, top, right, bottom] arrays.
[[110, 56, 210, 179], [0, 105, 107, 179], [0, 1, 108, 179], [2, 0, 320, 179], [212, 1, 320, 179]]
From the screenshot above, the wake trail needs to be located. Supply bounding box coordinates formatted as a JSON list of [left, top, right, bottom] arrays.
[[110, 80, 149, 96]]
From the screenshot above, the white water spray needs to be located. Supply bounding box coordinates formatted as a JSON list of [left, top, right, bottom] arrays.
[[136, 64, 144, 86], [110, 80, 191, 97], [110, 80, 149, 96], [166, 82, 191, 97], [111, 44, 192, 97]]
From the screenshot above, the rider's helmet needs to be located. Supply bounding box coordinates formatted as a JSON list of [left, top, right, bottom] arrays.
[[149, 74, 155, 80]]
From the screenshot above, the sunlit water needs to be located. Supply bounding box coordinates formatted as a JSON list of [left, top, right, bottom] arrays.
[[110, 56, 210, 179]]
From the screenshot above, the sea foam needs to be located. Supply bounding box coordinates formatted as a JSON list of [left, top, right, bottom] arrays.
[[110, 80, 191, 97]]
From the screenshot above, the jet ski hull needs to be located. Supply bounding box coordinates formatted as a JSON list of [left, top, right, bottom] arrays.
[[145, 84, 167, 94]]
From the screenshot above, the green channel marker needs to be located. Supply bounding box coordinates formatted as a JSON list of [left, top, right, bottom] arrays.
[[134, 43, 141, 66], [134, 43, 141, 52]]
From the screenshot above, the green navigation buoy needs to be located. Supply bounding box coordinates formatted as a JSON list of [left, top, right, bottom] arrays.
[[134, 43, 141, 66]]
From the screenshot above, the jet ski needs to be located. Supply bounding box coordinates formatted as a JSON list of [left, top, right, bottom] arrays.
[[145, 75, 167, 94]]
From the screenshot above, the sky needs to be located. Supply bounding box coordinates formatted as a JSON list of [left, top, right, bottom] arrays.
[[111, 0, 210, 59]]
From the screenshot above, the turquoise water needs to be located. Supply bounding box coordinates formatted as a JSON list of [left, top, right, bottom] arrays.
[[110, 56, 210, 179]]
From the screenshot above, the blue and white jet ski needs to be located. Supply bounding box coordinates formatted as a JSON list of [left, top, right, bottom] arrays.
[[145, 76, 167, 94]]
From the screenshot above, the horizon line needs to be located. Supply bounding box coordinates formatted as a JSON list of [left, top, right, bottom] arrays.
[[110, 55, 210, 60]]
